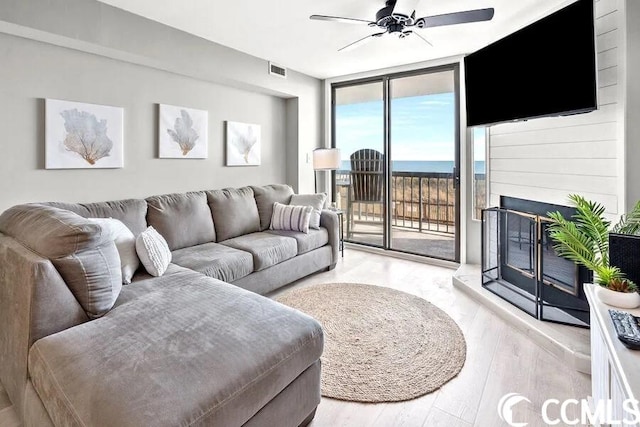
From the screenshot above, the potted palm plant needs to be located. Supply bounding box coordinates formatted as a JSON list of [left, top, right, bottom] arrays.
[[547, 194, 640, 308]]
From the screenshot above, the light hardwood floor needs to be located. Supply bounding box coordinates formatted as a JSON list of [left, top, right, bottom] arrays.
[[0, 249, 590, 427], [270, 249, 591, 427]]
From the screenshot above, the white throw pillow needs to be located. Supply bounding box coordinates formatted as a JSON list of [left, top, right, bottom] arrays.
[[270, 202, 313, 234], [136, 226, 172, 277], [289, 193, 327, 230], [89, 218, 139, 284]]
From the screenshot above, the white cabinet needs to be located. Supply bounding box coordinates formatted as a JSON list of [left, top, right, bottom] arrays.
[[586, 284, 640, 427]]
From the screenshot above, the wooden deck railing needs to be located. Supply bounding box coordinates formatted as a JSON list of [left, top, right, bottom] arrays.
[[336, 170, 486, 235]]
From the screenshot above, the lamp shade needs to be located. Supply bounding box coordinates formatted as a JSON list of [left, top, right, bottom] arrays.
[[313, 148, 341, 170]]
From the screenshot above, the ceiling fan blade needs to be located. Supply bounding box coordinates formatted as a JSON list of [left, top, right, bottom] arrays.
[[415, 8, 495, 28], [391, 0, 420, 17], [338, 32, 385, 52], [310, 14, 374, 25], [412, 31, 433, 47]]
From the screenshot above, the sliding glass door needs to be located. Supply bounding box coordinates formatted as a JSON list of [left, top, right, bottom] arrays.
[[389, 70, 458, 259], [333, 66, 460, 261], [333, 81, 385, 247]]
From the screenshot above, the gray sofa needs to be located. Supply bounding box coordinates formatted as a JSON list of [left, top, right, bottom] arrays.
[[0, 184, 339, 426]]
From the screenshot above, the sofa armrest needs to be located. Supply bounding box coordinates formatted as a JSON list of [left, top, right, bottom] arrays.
[[320, 210, 339, 265]]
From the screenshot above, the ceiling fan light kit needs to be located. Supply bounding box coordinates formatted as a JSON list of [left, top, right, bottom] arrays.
[[310, 0, 494, 51]]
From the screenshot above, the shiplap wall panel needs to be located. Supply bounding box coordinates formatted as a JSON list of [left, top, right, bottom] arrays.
[[597, 29, 618, 51], [491, 171, 617, 194], [491, 140, 616, 159], [599, 85, 618, 105], [491, 158, 617, 176], [598, 66, 617, 87], [488, 0, 622, 215], [596, 10, 617, 34], [598, 48, 618, 69], [596, 0, 616, 18], [491, 104, 616, 133], [491, 122, 616, 146]]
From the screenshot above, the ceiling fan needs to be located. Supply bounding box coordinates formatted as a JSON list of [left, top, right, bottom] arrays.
[[310, 0, 495, 51]]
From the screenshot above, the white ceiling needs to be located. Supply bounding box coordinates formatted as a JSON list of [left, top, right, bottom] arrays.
[[96, 0, 571, 80]]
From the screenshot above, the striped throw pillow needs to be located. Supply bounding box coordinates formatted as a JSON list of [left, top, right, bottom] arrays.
[[270, 202, 313, 233]]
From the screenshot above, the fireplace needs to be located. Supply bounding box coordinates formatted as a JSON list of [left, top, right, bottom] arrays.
[[481, 196, 591, 327]]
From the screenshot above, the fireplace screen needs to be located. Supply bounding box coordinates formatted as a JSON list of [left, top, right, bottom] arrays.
[[505, 211, 536, 277], [482, 204, 590, 327]]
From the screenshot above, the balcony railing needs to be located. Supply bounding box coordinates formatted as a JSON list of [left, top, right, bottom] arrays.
[[336, 170, 486, 235]]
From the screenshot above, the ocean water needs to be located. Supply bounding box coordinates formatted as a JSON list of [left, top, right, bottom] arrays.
[[340, 160, 486, 174]]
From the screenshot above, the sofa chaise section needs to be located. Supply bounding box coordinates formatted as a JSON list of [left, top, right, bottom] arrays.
[[28, 265, 323, 427]]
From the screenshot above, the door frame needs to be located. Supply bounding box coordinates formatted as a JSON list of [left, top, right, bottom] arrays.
[[331, 64, 461, 262]]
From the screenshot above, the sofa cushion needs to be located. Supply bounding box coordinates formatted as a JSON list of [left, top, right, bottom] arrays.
[[83, 199, 148, 237], [28, 267, 323, 427], [146, 192, 216, 250], [289, 193, 327, 230], [43, 199, 148, 237], [206, 187, 260, 241], [221, 232, 297, 271], [267, 228, 329, 255], [251, 184, 294, 231], [0, 204, 122, 319], [172, 242, 253, 282]]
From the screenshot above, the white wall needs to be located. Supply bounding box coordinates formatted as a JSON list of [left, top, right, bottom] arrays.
[[488, 0, 625, 216], [0, 0, 324, 212], [0, 33, 288, 212]]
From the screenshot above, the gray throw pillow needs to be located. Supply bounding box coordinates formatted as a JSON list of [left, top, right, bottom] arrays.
[[289, 193, 327, 230]]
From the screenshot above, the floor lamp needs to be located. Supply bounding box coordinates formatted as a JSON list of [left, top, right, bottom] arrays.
[[312, 148, 341, 194]]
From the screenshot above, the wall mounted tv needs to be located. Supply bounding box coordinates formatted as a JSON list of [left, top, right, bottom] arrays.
[[464, 0, 597, 127]]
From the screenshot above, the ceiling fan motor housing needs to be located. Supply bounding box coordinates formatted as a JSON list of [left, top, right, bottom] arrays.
[[388, 23, 405, 34], [376, 0, 414, 30]]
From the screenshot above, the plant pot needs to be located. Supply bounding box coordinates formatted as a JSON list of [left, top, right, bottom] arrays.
[[596, 286, 640, 309]]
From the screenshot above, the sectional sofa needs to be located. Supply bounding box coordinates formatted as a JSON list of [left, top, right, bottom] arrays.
[[0, 184, 339, 426]]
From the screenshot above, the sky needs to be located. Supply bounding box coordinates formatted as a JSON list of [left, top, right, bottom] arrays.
[[335, 92, 486, 164]]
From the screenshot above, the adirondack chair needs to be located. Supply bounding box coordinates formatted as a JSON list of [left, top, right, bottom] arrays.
[[347, 149, 385, 238]]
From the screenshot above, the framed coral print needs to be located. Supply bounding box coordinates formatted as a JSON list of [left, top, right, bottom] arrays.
[[45, 99, 124, 169], [159, 104, 208, 159], [226, 121, 261, 166]]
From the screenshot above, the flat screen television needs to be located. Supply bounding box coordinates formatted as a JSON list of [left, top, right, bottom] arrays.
[[464, 0, 597, 127]]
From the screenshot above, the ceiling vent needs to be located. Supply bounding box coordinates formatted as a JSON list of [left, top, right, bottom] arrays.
[[269, 62, 287, 78]]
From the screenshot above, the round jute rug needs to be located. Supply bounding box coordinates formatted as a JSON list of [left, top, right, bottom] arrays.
[[276, 283, 467, 403]]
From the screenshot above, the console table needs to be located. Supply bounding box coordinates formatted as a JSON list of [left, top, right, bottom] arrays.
[[585, 284, 640, 426]]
